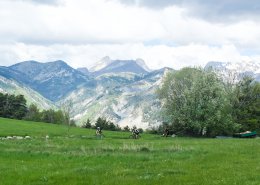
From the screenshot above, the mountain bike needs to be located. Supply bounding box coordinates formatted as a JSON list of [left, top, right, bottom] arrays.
[[96, 131, 104, 139], [129, 133, 141, 139]]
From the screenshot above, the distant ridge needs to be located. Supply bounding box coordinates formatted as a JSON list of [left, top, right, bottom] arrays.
[[1, 58, 259, 128], [89, 57, 150, 76], [205, 61, 260, 82], [8, 60, 91, 101]]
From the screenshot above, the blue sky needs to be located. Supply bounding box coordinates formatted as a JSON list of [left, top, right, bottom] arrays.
[[0, 0, 259, 69]]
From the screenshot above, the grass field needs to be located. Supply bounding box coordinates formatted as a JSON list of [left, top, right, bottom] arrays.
[[0, 117, 260, 185]]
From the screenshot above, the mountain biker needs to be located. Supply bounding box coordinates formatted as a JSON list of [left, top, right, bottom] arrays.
[[96, 127, 102, 135], [163, 127, 170, 137], [132, 129, 140, 139]]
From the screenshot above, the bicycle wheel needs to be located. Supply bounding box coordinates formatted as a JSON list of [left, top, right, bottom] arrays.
[[96, 134, 104, 139]]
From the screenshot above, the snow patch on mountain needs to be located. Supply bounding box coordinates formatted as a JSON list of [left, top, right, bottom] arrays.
[[205, 60, 260, 82]]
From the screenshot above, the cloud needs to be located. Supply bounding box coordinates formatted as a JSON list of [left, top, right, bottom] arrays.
[[13, 0, 61, 5], [0, 0, 165, 45], [0, 42, 256, 70], [0, 0, 259, 69], [119, 0, 178, 8], [1, 0, 260, 47], [119, 0, 260, 22]]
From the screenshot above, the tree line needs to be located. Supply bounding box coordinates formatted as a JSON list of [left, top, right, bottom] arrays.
[[157, 68, 260, 137], [25, 104, 74, 125], [0, 93, 141, 132], [82, 117, 144, 132], [0, 93, 73, 125]]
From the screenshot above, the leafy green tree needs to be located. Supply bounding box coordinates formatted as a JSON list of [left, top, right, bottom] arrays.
[[25, 104, 65, 124], [41, 109, 56, 123], [232, 77, 260, 131], [0, 93, 5, 117], [0, 93, 27, 119], [2, 94, 15, 118], [158, 68, 239, 137], [13, 95, 27, 119], [70, 119, 76, 127], [60, 100, 73, 134], [25, 104, 41, 121], [53, 110, 64, 124]]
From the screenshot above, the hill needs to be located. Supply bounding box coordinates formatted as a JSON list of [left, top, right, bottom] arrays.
[[0, 76, 56, 110]]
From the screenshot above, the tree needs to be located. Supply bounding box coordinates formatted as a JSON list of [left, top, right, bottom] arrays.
[[0, 93, 5, 117], [41, 109, 56, 123], [82, 119, 92, 128], [94, 117, 120, 131], [123, 125, 130, 132], [232, 77, 260, 131], [53, 110, 64, 124], [25, 104, 41, 121], [61, 100, 73, 134], [0, 93, 27, 119], [158, 67, 239, 137], [13, 95, 27, 119], [138, 128, 144, 133], [95, 117, 106, 129]]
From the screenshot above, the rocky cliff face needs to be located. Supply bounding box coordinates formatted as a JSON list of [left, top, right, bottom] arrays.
[[60, 68, 171, 128]]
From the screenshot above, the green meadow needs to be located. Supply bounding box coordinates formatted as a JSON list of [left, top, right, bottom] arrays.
[[0, 117, 259, 185]]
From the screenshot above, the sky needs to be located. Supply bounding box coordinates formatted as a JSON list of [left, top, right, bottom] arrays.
[[0, 0, 260, 70]]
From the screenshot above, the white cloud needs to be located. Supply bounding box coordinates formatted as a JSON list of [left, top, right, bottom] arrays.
[[0, 0, 260, 68], [0, 0, 165, 44], [0, 42, 256, 70], [120, 0, 260, 22]]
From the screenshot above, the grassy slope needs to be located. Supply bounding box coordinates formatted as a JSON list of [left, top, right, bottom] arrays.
[[0, 117, 260, 185]]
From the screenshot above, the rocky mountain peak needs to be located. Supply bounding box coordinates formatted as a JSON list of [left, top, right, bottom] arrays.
[[89, 56, 112, 72], [136, 58, 151, 72], [90, 57, 149, 76], [205, 61, 260, 82]]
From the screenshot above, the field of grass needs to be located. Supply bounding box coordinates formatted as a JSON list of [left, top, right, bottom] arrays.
[[0, 117, 260, 185]]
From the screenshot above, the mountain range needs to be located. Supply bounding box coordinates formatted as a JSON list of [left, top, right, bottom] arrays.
[[0, 58, 259, 128], [205, 61, 260, 82]]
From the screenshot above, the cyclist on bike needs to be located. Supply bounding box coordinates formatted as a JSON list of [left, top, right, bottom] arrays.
[[96, 127, 102, 135], [132, 128, 140, 139], [163, 127, 170, 137]]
